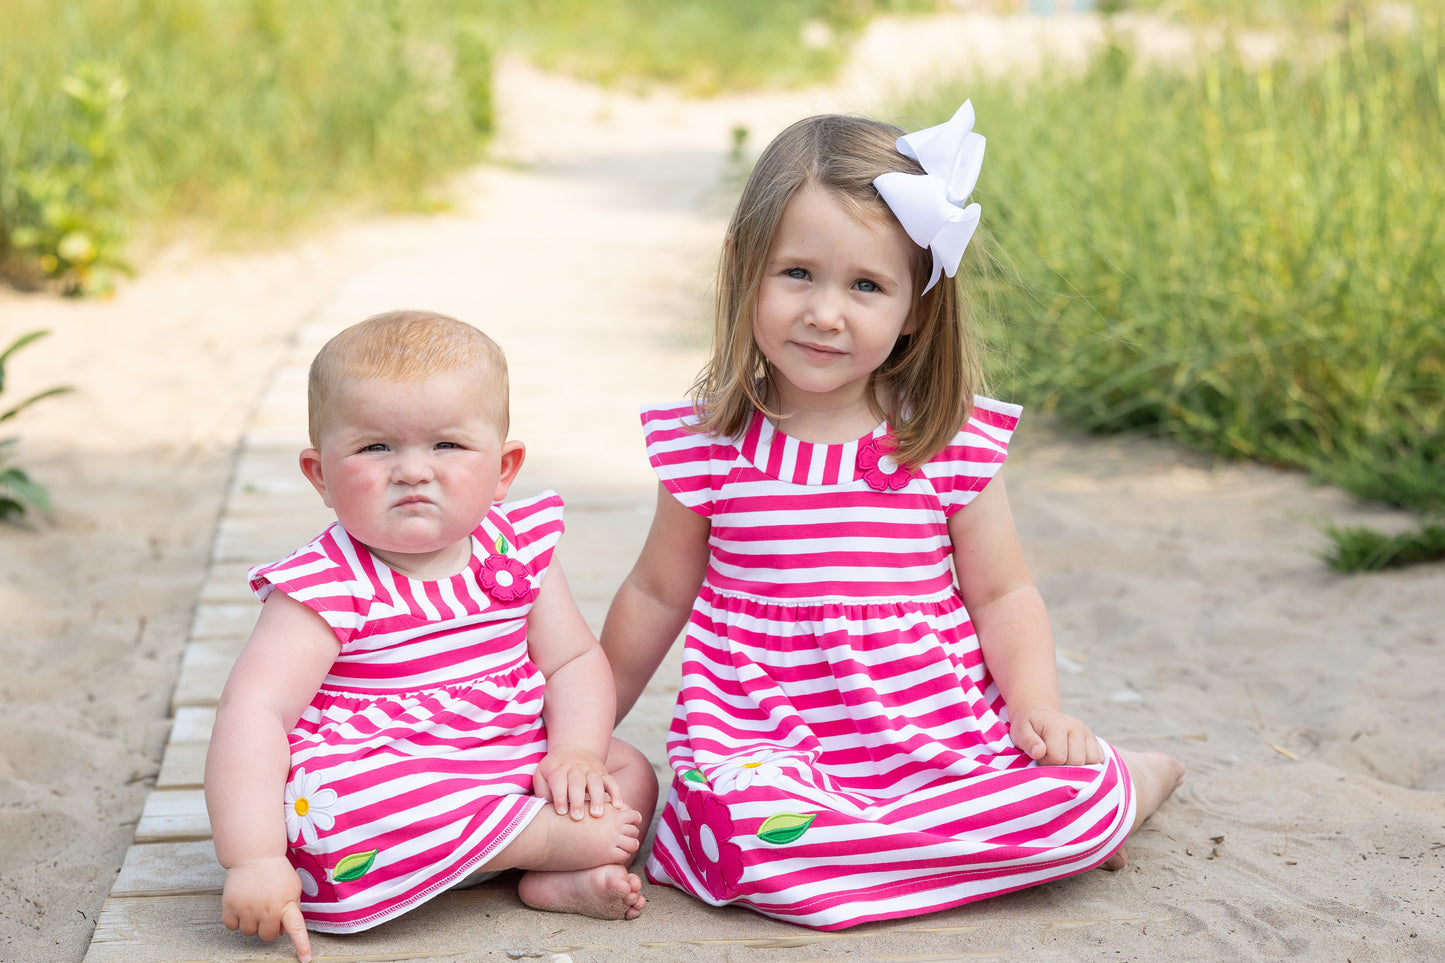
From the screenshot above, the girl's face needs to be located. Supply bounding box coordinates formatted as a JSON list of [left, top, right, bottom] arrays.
[[753, 185, 916, 431], [300, 370, 523, 579]]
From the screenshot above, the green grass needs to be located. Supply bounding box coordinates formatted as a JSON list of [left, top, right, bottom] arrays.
[[469, 0, 935, 95], [0, 0, 930, 292], [908, 10, 1443, 566], [1323, 522, 1445, 572]]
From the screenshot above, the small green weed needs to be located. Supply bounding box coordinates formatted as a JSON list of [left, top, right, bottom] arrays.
[[1323, 522, 1445, 572], [0, 331, 72, 520]]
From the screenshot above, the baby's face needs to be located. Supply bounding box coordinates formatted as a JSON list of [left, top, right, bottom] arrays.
[[303, 371, 513, 569]]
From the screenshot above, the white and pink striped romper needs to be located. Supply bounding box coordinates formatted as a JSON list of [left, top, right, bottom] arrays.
[[641, 398, 1135, 929], [246, 492, 563, 933]]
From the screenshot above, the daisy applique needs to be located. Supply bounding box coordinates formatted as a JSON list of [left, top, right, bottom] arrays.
[[856, 434, 917, 491], [710, 750, 787, 794], [285, 768, 339, 846]]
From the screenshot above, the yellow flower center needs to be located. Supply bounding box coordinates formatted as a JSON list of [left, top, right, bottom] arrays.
[[294, 796, 310, 817], [742, 762, 761, 769]]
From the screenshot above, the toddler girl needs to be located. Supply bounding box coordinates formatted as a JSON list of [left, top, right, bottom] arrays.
[[206, 310, 656, 962], [602, 104, 1184, 929]]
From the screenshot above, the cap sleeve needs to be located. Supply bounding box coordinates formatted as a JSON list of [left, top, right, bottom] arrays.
[[922, 395, 1023, 516], [247, 523, 371, 642], [489, 490, 565, 584], [641, 402, 737, 518]]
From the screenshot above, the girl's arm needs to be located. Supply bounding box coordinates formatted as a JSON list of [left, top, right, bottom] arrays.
[[524, 559, 623, 818], [949, 476, 1103, 767], [204, 590, 340, 963], [600, 483, 711, 722]]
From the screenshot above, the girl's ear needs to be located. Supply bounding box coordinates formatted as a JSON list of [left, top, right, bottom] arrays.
[[299, 448, 334, 508], [493, 440, 526, 502], [901, 303, 920, 336]]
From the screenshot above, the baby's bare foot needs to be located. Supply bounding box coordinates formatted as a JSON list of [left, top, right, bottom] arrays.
[[1118, 749, 1185, 831], [1101, 847, 1127, 871], [518, 864, 646, 920]]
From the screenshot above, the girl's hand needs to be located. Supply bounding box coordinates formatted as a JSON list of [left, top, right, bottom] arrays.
[[534, 749, 623, 820], [220, 857, 312, 962], [1010, 705, 1105, 767]]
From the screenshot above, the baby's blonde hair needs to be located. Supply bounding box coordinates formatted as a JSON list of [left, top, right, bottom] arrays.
[[308, 309, 509, 447], [693, 113, 986, 468]]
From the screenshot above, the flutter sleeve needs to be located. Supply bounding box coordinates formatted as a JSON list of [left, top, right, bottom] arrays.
[[491, 490, 566, 586], [641, 402, 737, 518], [247, 523, 372, 643], [922, 394, 1024, 517]]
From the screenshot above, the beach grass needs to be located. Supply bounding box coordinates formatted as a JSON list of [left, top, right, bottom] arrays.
[[0, 0, 925, 292], [909, 10, 1443, 565]]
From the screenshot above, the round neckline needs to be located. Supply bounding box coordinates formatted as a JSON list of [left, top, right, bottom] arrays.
[[740, 411, 891, 486]]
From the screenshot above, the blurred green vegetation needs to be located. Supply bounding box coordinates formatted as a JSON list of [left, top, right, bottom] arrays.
[[1, 0, 929, 294], [911, 5, 1443, 566]]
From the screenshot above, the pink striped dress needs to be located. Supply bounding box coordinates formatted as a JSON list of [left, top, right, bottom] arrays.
[[641, 398, 1135, 929], [246, 492, 564, 933]]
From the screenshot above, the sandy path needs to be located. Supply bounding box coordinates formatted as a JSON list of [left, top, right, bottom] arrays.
[[0, 12, 1441, 961]]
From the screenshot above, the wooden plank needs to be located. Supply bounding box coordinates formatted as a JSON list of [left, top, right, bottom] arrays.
[[170, 639, 242, 709], [112, 841, 221, 897], [168, 706, 215, 745], [135, 789, 210, 843], [186, 603, 257, 643], [83, 887, 537, 963], [156, 741, 207, 789]]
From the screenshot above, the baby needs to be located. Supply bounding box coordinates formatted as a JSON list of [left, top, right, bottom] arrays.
[[205, 310, 657, 962]]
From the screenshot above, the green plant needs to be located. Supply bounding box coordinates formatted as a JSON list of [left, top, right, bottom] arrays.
[[0, 331, 72, 520], [1323, 522, 1445, 572], [906, 11, 1443, 567], [1, 63, 131, 295]]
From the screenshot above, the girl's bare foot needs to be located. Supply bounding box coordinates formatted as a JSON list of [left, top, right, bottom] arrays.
[[518, 864, 646, 920]]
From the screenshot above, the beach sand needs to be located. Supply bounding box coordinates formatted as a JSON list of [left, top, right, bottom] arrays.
[[1, 12, 1441, 962]]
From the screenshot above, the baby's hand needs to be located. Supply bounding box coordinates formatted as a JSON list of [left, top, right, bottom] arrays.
[[534, 749, 623, 820], [1010, 705, 1105, 767], [221, 857, 312, 962]]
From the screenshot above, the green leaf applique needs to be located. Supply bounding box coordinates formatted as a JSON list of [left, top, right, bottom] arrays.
[[756, 812, 817, 845], [331, 848, 379, 882], [494, 534, 511, 556], [681, 768, 708, 786]]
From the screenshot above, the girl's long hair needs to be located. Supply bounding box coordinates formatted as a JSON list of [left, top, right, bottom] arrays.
[[691, 113, 986, 468]]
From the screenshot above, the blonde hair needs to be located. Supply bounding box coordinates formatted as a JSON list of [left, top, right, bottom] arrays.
[[693, 113, 986, 468], [308, 309, 509, 446]]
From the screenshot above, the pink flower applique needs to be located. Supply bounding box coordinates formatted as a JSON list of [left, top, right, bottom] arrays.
[[478, 552, 534, 604], [857, 435, 916, 491], [680, 787, 745, 901]]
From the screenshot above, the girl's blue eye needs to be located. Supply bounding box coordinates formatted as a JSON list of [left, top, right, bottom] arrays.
[[855, 279, 879, 293], [785, 267, 808, 280], [435, 441, 459, 450], [361, 443, 388, 453]]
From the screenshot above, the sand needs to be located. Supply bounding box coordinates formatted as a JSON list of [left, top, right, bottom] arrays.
[[1, 12, 1441, 962]]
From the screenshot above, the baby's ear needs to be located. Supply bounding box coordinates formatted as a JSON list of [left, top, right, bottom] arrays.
[[494, 440, 526, 502], [299, 449, 333, 507]]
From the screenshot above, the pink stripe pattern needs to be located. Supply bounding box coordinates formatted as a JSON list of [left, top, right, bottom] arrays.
[[244, 492, 564, 932], [640, 399, 1135, 928]]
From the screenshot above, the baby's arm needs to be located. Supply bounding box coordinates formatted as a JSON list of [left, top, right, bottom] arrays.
[[950, 476, 1103, 767], [204, 591, 340, 963], [599, 483, 710, 722], [526, 560, 625, 819]]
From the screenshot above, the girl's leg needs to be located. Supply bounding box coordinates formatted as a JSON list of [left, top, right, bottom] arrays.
[[1103, 749, 1186, 870], [508, 739, 658, 919]]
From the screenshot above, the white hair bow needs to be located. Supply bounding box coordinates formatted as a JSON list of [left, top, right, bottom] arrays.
[[873, 101, 985, 294]]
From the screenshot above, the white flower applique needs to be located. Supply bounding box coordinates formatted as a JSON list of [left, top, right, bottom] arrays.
[[710, 749, 788, 794], [284, 767, 339, 846]]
